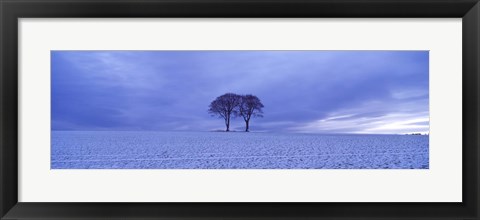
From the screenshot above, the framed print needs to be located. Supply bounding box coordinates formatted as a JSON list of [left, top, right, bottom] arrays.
[[1, 0, 479, 219]]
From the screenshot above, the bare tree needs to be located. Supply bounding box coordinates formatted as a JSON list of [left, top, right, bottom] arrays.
[[236, 95, 264, 132], [208, 93, 242, 132]]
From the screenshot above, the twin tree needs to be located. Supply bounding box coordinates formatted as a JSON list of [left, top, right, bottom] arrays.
[[208, 93, 264, 132]]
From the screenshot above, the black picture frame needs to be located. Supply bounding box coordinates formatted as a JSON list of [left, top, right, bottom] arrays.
[[1, 0, 479, 219]]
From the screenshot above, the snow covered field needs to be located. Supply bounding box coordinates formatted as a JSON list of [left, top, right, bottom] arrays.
[[51, 131, 429, 169]]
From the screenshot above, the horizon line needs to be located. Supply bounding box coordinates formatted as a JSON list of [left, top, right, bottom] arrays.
[[51, 130, 430, 135]]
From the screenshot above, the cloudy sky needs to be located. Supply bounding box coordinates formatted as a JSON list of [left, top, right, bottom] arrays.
[[51, 51, 429, 134]]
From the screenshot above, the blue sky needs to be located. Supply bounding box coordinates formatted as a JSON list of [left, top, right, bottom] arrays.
[[51, 51, 429, 134]]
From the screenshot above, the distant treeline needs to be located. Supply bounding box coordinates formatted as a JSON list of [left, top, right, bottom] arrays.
[[208, 93, 264, 132]]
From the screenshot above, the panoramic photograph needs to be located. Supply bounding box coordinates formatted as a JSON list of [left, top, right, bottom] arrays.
[[51, 50, 429, 169]]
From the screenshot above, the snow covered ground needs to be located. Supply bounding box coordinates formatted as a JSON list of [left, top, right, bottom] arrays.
[[51, 131, 429, 169]]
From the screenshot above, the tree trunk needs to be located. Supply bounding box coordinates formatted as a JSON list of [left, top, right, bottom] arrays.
[[245, 120, 249, 132], [226, 117, 230, 132]]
